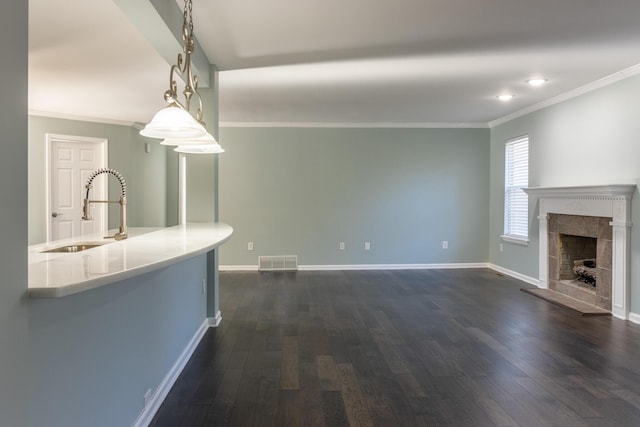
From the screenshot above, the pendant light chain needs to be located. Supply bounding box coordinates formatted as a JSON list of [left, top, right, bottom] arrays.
[[186, 0, 193, 36], [179, 0, 203, 125]]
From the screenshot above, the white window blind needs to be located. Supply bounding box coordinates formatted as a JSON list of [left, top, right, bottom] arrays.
[[504, 136, 529, 240]]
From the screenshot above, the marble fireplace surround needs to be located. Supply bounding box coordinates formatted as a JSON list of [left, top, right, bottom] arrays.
[[524, 185, 635, 319]]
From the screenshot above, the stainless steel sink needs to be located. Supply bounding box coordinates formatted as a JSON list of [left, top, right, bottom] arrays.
[[41, 243, 107, 253]]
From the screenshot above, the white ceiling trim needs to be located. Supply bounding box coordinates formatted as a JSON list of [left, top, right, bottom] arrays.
[[29, 110, 135, 127], [489, 63, 640, 128], [220, 121, 489, 129]]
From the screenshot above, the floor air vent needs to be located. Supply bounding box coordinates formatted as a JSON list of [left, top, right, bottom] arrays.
[[258, 255, 298, 272]]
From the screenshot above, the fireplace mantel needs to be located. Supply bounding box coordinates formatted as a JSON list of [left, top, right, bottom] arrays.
[[524, 185, 635, 200], [524, 184, 635, 319]]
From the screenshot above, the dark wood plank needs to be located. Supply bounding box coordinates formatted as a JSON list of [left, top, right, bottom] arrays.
[[202, 368, 243, 425], [280, 335, 300, 390], [301, 388, 326, 427], [475, 397, 520, 427], [316, 355, 340, 391], [177, 404, 209, 427], [149, 395, 189, 427], [276, 389, 301, 427], [320, 390, 350, 427], [335, 363, 374, 427], [252, 367, 280, 427]]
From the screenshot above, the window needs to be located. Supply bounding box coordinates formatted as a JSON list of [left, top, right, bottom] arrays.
[[503, 135, 529, 244]]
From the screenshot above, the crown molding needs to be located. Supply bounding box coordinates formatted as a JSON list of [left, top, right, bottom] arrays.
[[489, 63, 640, 128], [219, 121, 488, 129], [28, 110, 135, 127]]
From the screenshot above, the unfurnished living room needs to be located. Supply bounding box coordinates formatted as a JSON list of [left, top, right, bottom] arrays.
[[3, 0, 640, 426]]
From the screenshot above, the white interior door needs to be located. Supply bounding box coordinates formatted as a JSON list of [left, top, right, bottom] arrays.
[[48, 135, 107, 242]]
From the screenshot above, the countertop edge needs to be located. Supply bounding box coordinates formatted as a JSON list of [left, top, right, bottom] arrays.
[[28, 223, 233, 298]]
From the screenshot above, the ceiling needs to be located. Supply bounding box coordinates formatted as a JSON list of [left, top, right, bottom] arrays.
[[29, 0, 640, 126]]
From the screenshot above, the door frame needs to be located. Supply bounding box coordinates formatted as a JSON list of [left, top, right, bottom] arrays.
[[45, 133, 109, 242]]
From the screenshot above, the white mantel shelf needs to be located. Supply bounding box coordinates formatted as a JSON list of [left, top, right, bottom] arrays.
[[524, 185, 635, 319], [29, 223, 233, 298], [524, 184, 636, 199]]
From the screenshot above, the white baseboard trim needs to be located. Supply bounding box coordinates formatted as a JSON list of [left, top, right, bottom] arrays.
[[299, 263, 489, 271], [488, 263, 540, 287], [132, 318, 209, 427], [220, 263, 490, 271], [628, 312, 640, 325], [208, 311, 222, 327], [220, 265, 259, 271]]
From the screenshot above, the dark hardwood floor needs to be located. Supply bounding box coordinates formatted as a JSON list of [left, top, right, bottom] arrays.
[[150, 269, 640, 426]]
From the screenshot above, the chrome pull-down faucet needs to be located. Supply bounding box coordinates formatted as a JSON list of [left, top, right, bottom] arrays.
[[82, 168, 128, 240]]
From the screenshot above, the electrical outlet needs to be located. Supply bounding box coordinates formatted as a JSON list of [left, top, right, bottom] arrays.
[[248, 242, 254, 251], [202, 279, 206, 294], [365, 242, 371, 251], [500, 243, 504, 252], [144, 389, 152, 408], [339, 242, 345, 250], [442, 241, 448, 249]]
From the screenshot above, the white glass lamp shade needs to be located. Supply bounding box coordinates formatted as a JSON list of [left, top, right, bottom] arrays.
[[139, 104, 207, 139], [161, 132, 218, 146], [174, 143, 225, 154]]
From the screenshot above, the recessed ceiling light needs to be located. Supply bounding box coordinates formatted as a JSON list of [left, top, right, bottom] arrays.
[[497, 94, 514, 101], [527, 78, 547, 86]]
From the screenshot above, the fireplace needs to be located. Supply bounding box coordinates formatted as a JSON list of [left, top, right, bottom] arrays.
[[523, 185, 634, 319], [548, 214, 612, 310]]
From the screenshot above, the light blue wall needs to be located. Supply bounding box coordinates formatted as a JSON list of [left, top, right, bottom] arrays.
[[218, 127, 490, 266], [0, 2, 28, 425], [28, 116, 168, 244], [489, 74, 640, 313], [29, 254, 208, 427]]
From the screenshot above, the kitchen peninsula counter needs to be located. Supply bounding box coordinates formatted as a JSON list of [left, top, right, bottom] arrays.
[[28, 222, 233, 298]]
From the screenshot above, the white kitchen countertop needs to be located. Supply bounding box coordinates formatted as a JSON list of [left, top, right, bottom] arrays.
[[28, 223, 233, 298]]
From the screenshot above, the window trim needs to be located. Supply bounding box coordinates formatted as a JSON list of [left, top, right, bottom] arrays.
[[500, 234, 529, 246], [503, 135, 529, 245]]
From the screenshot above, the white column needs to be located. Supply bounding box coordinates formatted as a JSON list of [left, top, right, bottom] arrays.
[[178, 153, 187, 225], [538, 214, 549, 289], [610, 196, 632, 319], [610, 222, 631, 319]]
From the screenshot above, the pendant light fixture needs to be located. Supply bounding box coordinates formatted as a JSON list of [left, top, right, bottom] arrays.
[[140, 0, 207, 139], [161, 131, 225, 154], [160, 132, 216, 146], [174, 142, 225, 154]]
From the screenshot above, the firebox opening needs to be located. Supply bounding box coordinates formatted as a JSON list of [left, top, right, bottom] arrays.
[[559, 234, 597, 290]]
